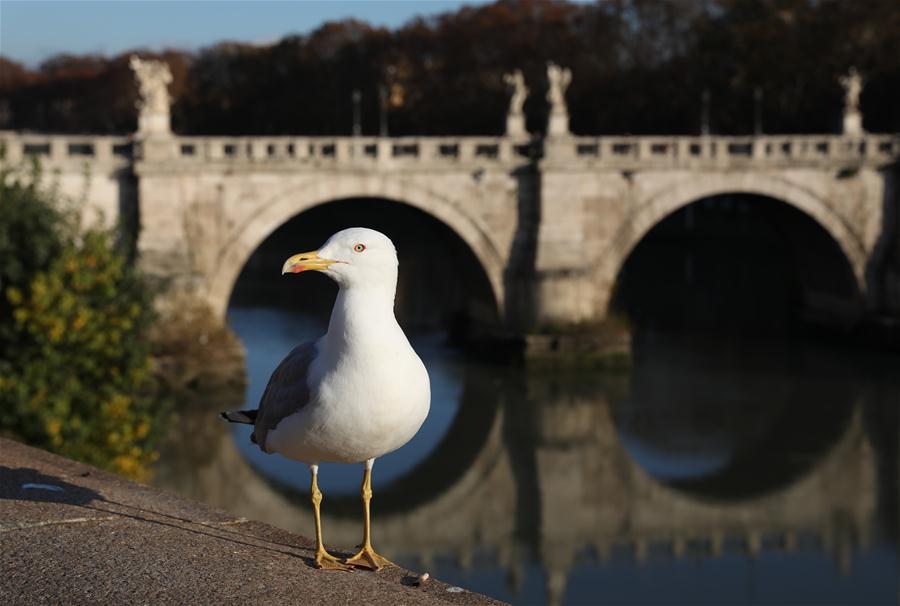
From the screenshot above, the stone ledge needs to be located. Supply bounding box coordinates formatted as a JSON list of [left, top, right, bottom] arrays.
[[0, 438, 503, 606]]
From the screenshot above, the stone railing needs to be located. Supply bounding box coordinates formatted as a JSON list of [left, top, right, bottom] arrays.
[[0, 132, 133, 168], [553, 133, 900, 168], [2, 131, 897, 171], [166, 135, 533, 166], [151, 133, 900, 169]]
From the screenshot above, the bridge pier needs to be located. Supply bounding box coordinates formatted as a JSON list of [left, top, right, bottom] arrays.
[[531, 140, 626, 329], [513, 137, 634, 366], [133, 156, 200, 302]]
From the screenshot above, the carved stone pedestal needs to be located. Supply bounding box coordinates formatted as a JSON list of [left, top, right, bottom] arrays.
[[547, 112, 570, 137], [138, 113, 171, 137], [506, 114, 527, 138], [843, 112, 864, 137], [136, 136, 176, 162]]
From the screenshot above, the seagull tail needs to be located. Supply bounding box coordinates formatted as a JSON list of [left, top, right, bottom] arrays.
[[220, 409, 258, 424]]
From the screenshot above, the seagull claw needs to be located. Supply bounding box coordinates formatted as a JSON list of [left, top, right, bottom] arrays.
[[315, 549, 353, 571], [344, 545, 394, 571]]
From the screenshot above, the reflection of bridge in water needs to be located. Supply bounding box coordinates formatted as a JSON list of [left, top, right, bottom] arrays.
[[155, 368, 880, 606]]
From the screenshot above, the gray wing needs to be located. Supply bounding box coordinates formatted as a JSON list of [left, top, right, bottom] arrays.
[[253, 340, 318, 453]]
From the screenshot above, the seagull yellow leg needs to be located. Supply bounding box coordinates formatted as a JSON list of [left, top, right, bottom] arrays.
[[345, 459, 394, 570], [309, 465, 351, 571]]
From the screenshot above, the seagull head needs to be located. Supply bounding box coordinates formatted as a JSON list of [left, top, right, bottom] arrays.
[[281, 227, 398, 290]]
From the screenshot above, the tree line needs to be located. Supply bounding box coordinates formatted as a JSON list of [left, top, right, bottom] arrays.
[[1, 0, 897, 137]]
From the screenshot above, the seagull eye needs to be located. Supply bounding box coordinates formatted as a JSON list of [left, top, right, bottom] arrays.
[[353, 244, 366, 253]]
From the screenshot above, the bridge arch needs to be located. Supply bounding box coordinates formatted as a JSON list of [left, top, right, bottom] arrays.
[[619, 174, 866, 286], [207, 175, 507, 318], [600, 173, 868, 319]]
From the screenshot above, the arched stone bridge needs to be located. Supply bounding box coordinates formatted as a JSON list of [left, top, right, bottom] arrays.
[[1, 130, 898, 329]]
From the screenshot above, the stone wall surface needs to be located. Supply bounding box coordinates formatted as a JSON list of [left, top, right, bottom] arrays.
[[0, 437, 501, 605]]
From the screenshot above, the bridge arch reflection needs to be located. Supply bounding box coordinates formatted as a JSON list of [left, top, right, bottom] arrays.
[[614, 337, 858, 500], [252, 364, 505, 518], [154, 349, 880, 606]]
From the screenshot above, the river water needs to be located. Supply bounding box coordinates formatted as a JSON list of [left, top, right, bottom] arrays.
[[153, 305, 899, 605]]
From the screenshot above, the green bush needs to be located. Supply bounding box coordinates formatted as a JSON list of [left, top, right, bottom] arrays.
[[0, 164, 166, 481]]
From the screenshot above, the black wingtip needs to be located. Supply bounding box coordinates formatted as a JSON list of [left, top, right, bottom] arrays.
[[221, 409, 258, 424]]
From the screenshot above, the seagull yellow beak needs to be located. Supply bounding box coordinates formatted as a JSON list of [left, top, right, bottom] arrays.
[[281, 250, 336, 274]]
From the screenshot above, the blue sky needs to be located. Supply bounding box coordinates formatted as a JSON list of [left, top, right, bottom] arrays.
[[1, 1, 485, 67]]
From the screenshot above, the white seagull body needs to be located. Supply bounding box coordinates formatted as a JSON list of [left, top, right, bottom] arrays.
[[222, 227, 430, 570], [265, 285, 430, 464]]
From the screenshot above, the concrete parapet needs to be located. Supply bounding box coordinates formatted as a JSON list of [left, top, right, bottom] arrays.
[[0, 438, 501, 605]]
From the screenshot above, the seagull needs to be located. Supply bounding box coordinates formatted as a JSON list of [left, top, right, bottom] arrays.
[[221, 227, 430, 571]]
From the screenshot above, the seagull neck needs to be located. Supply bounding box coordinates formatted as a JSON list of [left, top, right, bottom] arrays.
[[325, 285, 399, 350]]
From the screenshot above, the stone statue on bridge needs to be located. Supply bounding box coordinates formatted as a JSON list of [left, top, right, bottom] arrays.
[[546, 62, 571, 137], [840, 67, 865, 136], [130, 55, 173, 136], [504, 69, 529, 137]]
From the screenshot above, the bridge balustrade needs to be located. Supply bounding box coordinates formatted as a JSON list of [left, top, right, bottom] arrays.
[[159, 135, 529, 166], [565, 134, 898, 168], [1, 131, 896, 171], [0, 133, 133, 168], [165, 133, 897, 167]]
